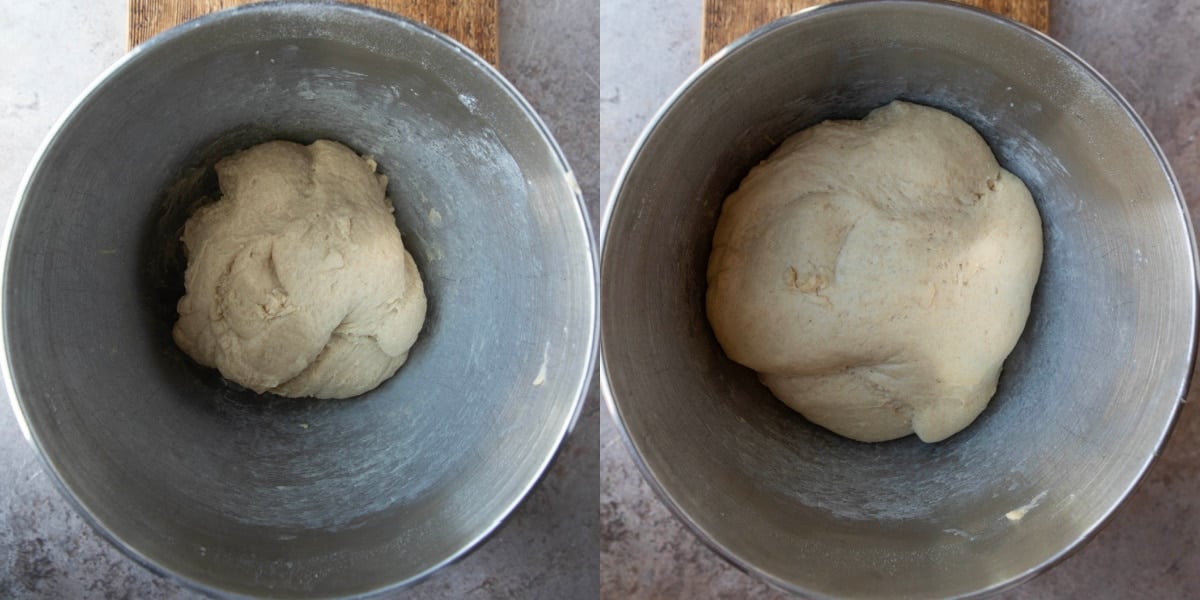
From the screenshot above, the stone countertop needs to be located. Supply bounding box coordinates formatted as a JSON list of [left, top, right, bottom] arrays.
[[0, 1, 598, 598], [600, 0, 1200, 598]]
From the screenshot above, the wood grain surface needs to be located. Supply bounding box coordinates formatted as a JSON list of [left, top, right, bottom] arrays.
[[703, 0, 1049, 59], [128, 0, 499, 64]]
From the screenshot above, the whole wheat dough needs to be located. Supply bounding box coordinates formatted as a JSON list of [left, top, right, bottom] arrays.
[[174, 140, 427, 399], [706, 101, 1042, 443]]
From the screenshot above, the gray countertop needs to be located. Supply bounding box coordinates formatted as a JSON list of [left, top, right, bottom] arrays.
[[600, 1, 1200, 598], [0, 1, 598, 598]]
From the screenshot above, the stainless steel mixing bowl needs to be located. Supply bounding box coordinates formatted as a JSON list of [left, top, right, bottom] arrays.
[[4, 3, 596, 597], [602, 1, 1196, 597]]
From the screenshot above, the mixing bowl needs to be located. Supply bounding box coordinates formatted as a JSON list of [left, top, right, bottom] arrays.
[[4, 3, 596, 597], [601, 1, 1195, 597]]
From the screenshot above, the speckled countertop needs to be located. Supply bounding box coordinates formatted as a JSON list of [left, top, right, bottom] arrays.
[[0, 1, 598, 598], [600, 0, 1200, 598]]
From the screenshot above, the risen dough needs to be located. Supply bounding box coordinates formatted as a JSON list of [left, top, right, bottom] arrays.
[[706, 101, 1042, 443], [174, 140, 426, 399]]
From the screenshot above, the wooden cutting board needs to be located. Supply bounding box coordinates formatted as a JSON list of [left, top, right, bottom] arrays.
[[128, 0, 499, 65], [703, 0, 1049, 59]]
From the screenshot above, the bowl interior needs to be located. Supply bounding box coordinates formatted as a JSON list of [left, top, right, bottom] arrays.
[[5, 4, 594, 598], [602, 2, 1193, 598]]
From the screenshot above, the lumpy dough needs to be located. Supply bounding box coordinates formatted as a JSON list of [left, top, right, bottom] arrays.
[[173, 140, 427, 399], [706, 101, 1042, 443]]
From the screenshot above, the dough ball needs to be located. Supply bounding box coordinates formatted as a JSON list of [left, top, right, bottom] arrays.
[[173, 140, 427, 399], [706, 101, 1042, 443]]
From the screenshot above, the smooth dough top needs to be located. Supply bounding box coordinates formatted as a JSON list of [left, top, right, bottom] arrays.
[[174, 140, 427, 399], [706, 101, 1042, 442]]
